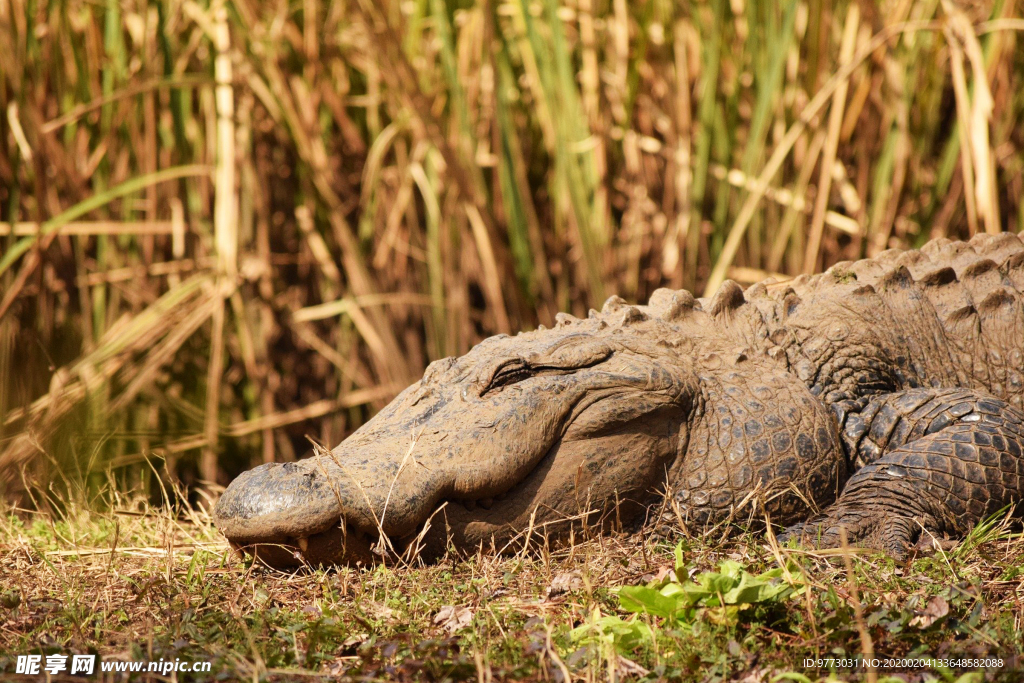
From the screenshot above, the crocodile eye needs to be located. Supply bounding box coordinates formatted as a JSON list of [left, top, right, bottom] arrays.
[[483, 359, 532, 394], [481, 345, 614, 396]]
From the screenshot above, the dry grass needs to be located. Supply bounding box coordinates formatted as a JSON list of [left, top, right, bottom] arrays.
[[2, 0, 1024, 492], [1, 497, 1022, 681]]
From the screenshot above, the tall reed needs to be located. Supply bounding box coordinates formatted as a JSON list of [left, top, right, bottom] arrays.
[[1, 0, 1021, 497]]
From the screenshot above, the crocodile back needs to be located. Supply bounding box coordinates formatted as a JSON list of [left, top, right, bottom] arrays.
[[756, 232, 1024, 411]]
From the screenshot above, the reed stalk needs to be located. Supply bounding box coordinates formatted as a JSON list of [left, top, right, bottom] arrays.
[[0, 0, 1020, 497]]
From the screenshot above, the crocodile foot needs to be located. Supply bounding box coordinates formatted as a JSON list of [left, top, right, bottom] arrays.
[[780, 507, 923, 560], [782, 390, 1024, 561]]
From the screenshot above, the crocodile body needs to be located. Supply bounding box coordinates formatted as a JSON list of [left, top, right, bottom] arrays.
[[214, 233, 1024, 565]]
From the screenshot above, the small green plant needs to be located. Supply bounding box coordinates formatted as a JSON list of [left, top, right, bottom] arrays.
[[950, 505, 1018, 561], [572, 544, 807, 653]]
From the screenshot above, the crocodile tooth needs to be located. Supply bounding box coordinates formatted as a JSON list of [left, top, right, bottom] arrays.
[[298, 537, 309, 552]]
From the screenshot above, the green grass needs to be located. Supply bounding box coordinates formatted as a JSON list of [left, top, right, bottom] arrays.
[[1, 497, 1021, 681]]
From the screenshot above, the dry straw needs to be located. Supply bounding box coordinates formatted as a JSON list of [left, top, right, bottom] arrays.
[[0, 0, 1022, 496]]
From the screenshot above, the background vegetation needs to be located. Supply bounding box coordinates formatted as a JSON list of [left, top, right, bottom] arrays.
[[2, 0, 1023, 496]]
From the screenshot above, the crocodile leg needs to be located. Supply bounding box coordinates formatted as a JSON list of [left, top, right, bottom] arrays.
[[783, 389, 1024, 559]]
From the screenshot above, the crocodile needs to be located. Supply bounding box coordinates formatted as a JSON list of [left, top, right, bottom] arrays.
[[214, 233, 1024, 566]]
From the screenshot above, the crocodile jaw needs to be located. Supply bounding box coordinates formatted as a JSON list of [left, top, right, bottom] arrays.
[[213, 416, 686, 567]]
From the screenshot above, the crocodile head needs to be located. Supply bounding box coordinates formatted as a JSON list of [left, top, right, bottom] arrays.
[[214, 291, 845, 566]]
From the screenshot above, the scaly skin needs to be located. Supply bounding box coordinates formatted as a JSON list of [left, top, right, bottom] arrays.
[[779, 389, 1024, 557], [214, 232, 1024, 566]]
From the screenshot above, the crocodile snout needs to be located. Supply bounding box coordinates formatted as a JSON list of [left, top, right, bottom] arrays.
[[213, 459, 381, 566]]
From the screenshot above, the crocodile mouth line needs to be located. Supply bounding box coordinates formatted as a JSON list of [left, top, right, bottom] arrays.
[[229, 450, 673, 570], [241, 440, 578, 567], [238, 498, 504, 567]]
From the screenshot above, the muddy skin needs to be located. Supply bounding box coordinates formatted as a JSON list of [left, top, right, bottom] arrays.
[[214, 233, 1024, 566]]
